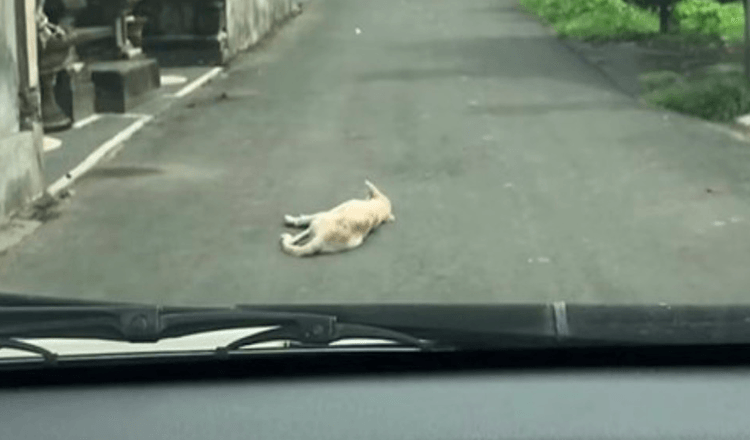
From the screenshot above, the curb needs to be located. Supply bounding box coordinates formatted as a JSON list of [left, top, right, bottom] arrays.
[[552, 28, 750, 144], [556, 36, 639, 100], [42, 67, 224, 201], [46, 114, 156, 198]]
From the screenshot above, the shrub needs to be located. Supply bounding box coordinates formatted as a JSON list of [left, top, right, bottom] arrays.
[[674, 0, 722, 35], [644, 72, 750, 121]]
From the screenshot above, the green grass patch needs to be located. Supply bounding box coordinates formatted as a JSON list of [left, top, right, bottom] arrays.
[[639, 70, 686, 94], [518, 0, 659, 40], [519, 0, 745, 43], [643, 70, 750, 122]]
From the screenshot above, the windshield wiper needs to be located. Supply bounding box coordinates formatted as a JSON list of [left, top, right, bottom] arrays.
[[0, 305, 439, 362]]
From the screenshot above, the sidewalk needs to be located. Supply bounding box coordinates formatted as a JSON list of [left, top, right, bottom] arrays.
[[40, 65, 225, 198]]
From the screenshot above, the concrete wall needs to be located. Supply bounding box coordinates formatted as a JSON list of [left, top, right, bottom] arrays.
[[1, 0, 20, 136], [0, 0, 45, 223], [224, 0, 293, 57]]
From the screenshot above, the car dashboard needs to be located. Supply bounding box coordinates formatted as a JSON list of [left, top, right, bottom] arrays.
[[2, 350, 749, 440]]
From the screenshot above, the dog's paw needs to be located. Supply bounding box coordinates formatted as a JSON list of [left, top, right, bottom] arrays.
[[283, 215, 296, 225]]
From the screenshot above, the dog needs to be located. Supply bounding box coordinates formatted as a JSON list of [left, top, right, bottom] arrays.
[[280, 180, 395, 257]]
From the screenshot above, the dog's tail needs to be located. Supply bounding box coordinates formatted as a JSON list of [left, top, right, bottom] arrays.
[[280, 234, 322, 257]]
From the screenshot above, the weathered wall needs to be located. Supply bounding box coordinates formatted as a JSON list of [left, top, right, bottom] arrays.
[[225, 0, 293, 56], [136, 0, 296, 65], [0, 0, 45, 223], [1, 0, 20, 136]]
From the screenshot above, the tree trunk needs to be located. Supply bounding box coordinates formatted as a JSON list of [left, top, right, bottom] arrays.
[[659, 2, 671, 33]]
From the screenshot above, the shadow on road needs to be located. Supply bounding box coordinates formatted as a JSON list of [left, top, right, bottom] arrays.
[[356, 35, 620, 95]]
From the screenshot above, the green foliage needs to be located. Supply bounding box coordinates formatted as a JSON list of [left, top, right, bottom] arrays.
[[518, 0, 660, 38], [674, 0, 722, 35], [639, 70, 685, 94], [519, 0, 750, 122], [716, 2, 744, 43], [556, 3, 660, 39], [520, 0, 745, 42], [644, 72, 750, 122]]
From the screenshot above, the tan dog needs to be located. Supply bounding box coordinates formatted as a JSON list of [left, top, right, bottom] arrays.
[[280, 180, 395, 257]]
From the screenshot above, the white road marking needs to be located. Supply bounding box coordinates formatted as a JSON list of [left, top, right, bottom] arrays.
[[46, 67, 224, 196], [161, 75, 188, 86], [42, 136, 62, 152], [72, 114, 101, 129], [47, 114, 153, 197], [172, 67, 224, 98]]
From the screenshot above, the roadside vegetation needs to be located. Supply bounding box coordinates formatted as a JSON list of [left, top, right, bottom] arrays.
[[518, 0, 750, 122]]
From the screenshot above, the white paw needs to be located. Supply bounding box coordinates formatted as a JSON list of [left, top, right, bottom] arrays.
[[284, 215, 296, 225]]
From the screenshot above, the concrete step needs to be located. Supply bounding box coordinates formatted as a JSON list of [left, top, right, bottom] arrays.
[[90, 58, 161, 113]]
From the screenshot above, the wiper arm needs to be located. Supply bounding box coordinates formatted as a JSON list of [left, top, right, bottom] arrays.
[[0, 305, 438, 357]]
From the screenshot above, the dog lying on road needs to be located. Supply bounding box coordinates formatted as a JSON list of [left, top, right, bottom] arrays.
[[280, 180, 395, 257]]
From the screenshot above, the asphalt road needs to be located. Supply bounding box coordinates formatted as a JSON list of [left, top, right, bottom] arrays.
[[3, 0, 750, 306]]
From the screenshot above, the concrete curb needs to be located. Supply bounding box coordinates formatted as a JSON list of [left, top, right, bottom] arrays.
[[0, 8, 305, 255], [0, 68, 224, 255], [41, 6, 304, 201], [41, 64, 233, 201], [46, 113, 156, 198], [556, 35, 639, 100]]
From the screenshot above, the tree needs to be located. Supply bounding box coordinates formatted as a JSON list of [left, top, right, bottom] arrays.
[[744, 0, 750, 81]]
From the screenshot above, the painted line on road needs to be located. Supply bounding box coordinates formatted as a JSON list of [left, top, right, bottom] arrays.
[[172, 67, 224, 98], [42, 136, 63, 152], [72, 114, 101, 129], [47, 114, 153, 198]]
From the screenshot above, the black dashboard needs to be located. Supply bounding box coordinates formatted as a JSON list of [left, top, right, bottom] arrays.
[[2, 349, 749, 440]]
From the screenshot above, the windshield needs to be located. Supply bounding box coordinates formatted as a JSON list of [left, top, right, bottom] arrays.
[[1, 0, 750, 346]]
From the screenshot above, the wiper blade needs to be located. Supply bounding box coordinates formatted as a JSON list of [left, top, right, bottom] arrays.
[[0, 305, 438, 357], [0, 339, 57, 364], [218, 321, 435, 353]]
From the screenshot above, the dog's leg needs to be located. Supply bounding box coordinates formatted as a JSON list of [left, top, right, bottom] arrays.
[[280, 228, 311, 248], [284, 212, 323, 227], [288, 228, 311, 244], [280, 234, 324, 257]]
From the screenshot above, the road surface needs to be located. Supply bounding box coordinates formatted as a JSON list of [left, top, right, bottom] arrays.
[[3, 0, 750, 306]]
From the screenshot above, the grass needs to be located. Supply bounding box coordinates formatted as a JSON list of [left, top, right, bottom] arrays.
[[518, 0, 659, 40], [643, 70, 750, 121], [518, 0, 750, 122], [518, 0, 744, 43]]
